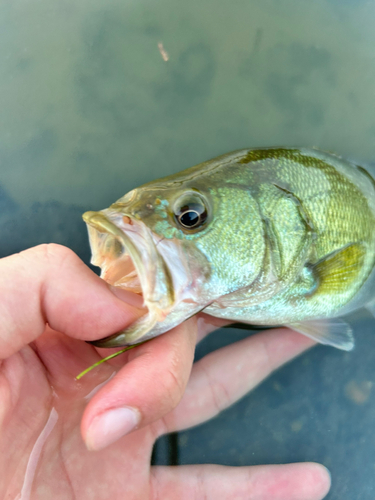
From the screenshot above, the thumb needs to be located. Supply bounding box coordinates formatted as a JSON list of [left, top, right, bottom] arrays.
[[0, 244, 144, 359]]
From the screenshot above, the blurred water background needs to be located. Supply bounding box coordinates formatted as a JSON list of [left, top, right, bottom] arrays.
[[1, 1, 375, 498]]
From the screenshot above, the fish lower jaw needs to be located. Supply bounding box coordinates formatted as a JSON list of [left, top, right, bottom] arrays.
[[88, 307, 163, 347]]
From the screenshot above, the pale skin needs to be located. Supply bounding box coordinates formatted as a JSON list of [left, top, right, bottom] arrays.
[[0, 244, 331, 500]]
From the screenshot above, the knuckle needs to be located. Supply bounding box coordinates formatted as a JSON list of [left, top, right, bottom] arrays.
[[161, 366, 184, 408], [201, 359, 230, 414], [20, 244, 79, 274], [158, 354, 186, 411], [209, 379, 230, 414], [154, 340, 189, 408], [35, 243, 75, 264]]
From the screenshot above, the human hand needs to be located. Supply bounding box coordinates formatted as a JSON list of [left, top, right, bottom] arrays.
[[0, 244, 330, 499]]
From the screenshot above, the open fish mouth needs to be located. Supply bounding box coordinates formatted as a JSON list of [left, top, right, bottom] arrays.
[[83, 210, 174, 346]]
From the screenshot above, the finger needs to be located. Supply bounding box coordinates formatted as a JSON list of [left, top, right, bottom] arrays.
[[0, 244, 145, 358], [196, 313, 231, 343], [81, 318, 197, 451], [163, 328, 315, 432], [151, 462, 331, 500]]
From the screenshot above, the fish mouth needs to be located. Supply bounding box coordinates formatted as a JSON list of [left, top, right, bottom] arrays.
[[83, 210, 174, 346]]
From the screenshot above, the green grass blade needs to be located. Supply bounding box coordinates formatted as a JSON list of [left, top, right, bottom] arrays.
[[76, 341, 147, 380]]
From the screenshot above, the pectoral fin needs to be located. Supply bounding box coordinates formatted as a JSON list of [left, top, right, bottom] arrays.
[[312, 243, 366, 295], [287, 319, 354, 351]]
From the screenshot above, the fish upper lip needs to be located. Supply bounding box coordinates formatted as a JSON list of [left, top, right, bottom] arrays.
[[83, 210, 174, 315]]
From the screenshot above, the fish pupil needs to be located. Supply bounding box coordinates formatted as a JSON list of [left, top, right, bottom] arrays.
[[174, 196, 208, 230], [179, 210, 200, 228]]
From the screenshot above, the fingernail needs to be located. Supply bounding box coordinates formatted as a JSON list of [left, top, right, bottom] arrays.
[[85, 406, 140, 451], [109, 285, 145, 309]]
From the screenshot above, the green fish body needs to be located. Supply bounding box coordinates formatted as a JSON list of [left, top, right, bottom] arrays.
[[83, 148, 375, 350]]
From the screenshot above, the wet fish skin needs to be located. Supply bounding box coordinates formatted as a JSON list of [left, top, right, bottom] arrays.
[[83, 147, 375, 349]]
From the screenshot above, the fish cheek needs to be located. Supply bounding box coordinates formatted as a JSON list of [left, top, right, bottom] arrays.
[[152, 220, 184, 240], [193, 188, 266, 292]]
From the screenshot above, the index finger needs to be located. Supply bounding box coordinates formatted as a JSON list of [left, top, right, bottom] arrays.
[[0, 244, 145, 358]]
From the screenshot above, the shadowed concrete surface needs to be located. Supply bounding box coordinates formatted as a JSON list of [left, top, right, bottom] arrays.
[[2, 1, 375, 498]]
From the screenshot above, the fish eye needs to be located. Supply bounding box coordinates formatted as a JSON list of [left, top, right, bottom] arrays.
[[173, 194, 208, 230]]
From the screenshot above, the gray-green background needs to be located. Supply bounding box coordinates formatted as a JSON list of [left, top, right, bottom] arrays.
[[1, 1, 375, 498]]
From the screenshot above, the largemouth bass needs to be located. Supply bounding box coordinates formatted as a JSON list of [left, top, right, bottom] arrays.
[[83, 148, 375, 350]]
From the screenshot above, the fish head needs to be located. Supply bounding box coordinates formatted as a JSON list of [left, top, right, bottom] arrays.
[[83, 160, 266, 346]]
